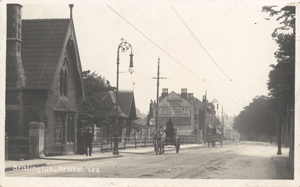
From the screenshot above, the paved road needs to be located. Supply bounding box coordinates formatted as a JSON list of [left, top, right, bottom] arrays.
[[5, 141, 293, 179]]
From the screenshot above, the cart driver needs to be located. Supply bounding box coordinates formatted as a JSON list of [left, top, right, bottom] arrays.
[[165, 118, 174, 139], [212, 125, 217, 134]]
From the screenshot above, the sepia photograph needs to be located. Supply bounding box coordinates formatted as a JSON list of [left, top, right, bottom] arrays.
[[0, 0, 299, 186]]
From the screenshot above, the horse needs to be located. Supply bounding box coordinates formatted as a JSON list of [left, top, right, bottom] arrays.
[[154, 131, 165, 155]]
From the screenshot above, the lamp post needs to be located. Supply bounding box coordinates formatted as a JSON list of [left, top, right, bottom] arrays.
[[113, 38, 134, 155]]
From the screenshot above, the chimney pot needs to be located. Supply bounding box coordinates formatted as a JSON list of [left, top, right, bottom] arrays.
[[69, 4, 74, 19]]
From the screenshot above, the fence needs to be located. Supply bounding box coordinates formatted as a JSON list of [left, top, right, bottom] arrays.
[[91, 136, 155, 152], [7, 136, 35, 160]]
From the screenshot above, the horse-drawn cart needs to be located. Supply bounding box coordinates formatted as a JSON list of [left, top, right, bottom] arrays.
[[207, 133, 223, 147], [164, 128, 180, 153], [154, 128, 180, 154]]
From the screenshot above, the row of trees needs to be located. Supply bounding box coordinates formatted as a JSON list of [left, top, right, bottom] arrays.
[[233, 6, 295, 140], [233, 96, 277, 140]]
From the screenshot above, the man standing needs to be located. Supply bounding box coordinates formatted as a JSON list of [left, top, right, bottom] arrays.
[[84, 127, 93, 156]]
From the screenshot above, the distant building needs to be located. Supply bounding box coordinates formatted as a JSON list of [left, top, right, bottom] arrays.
[[149, 88, 219, 136]]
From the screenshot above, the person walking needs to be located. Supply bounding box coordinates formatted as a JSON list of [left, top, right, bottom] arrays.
[[84, 127, 93, 156]]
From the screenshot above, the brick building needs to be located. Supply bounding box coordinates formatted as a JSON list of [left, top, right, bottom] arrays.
[[5, 4, 85, 157]]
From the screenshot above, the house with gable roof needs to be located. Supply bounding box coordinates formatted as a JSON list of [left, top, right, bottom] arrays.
[[156, 89, 195, 132], [5, 4, 85, 158], [99, 91, 137, 140]]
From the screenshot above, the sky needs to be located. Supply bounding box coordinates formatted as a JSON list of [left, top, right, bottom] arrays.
[[8, 0, 290, 116]]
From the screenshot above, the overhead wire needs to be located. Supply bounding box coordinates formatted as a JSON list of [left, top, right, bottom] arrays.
[[106, 4, 243, 110], [171, 6, 248, 101]]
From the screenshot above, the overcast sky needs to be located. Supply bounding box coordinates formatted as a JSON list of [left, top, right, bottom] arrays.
[[17, 0, 289, 116]]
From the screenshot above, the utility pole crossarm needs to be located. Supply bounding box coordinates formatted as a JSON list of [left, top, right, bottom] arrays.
[[152, 77, 168, 79]]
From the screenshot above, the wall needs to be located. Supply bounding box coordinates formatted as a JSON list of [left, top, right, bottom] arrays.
[[43, 46, 81, 155], [6, 4, 25, 137]]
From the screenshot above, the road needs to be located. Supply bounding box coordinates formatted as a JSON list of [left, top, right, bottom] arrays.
[[5, 141, 293, 179]]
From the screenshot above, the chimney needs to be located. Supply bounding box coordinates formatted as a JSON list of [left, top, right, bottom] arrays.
[[6, 4, 26, 88], [181, 88, 187, 100], [149, 100, 153, 117], [202, 95, 208, 103], [161, 88, 168, 100], [69, 4, 74, 19], [188, 93, 194, 104]]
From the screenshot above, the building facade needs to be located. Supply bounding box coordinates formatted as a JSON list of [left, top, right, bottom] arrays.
[[5, 4, 85, 157], [156, 89, 195, 133]]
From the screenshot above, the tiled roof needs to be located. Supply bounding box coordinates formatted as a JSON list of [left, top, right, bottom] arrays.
[[116, 91, 135, 118], [22, 19, 70, 89], [100, 91, 137, 119], [54, 98, 78, 112]]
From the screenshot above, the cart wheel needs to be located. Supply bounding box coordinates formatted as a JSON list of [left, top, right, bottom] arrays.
[[176, 139, 180, 153]]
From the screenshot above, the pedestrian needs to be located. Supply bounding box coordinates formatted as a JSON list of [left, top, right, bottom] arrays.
[[154, 126, 166, 140], [84, 127, 93, 156], [270, 137, 273, 144], [77, 128, 85, 155], [120, 120, 126, 142]]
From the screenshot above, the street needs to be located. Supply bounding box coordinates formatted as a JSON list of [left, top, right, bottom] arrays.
[[5, 141, 293, 179]]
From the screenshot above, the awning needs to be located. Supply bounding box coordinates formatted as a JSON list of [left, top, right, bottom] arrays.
[[54, 98, 78, 112]]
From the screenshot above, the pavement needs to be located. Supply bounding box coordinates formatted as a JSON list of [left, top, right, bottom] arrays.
[[5, 144, 203, 172]]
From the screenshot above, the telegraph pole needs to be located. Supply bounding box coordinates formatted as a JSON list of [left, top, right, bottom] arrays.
[[152, 57, 167, 131], [222, 105, 224, 137], [204, 91, 207, 144]]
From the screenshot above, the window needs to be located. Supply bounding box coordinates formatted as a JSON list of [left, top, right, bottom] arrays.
[[59, 60, 69, 97], [55, 116, 64, 141], [64, 70, 68, 96], [60, 69, 64, 95], [67, 116, 74, 143]]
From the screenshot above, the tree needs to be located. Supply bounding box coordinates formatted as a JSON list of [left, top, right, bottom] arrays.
[[262, 5, 295, 169], [262, 6, 295, 113], [79, 70, 115, 126]]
